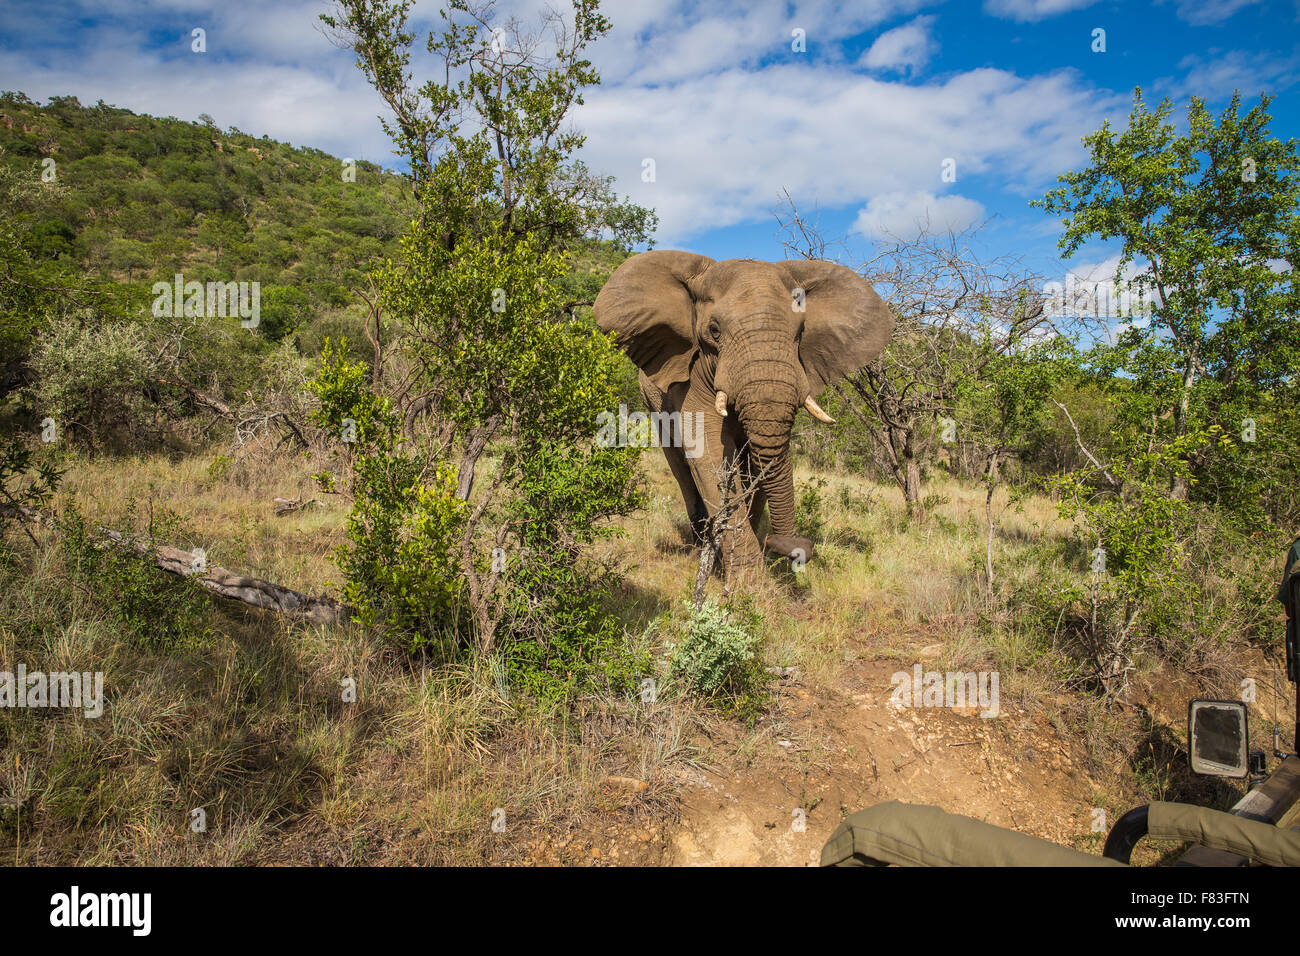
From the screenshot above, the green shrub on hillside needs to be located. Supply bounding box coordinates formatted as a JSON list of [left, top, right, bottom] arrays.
[[0, 91, 410, 317]]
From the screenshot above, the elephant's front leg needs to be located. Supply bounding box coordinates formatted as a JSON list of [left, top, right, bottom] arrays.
[[682, 383, 763, 580], [642, 374, 710, 544]]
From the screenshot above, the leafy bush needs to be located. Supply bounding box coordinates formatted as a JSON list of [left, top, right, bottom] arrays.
[[294, 311, 370, 363], [495, 438, 648, 699], [305, 335, 394, 447], [0, 442, 62, 528], [256, 284, 314, 342], [307, 339, 465, 643], [205, 454, 232, 482], [27, 314, 158, 450], [502, 564, 648, 701], [309, 338, 648, 700], [796, 477, 827, 542], [670, 600, 769, 721], [837, 484, 877, 516], [56, 504, 213, 652], [338, 456, 468, 646], [1036, 430, 1291, 698]]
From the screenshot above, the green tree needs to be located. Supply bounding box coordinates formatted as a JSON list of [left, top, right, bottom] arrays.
[[1034, 90, 1300, 504], [106, 237, 150, 278], [318, 0, 653, 691], [320, 0, 653, 252], [1049, 436, 1208, 698], [257, 284, 313, 342], [969, 331, 1076, 598], [806, 225, 1051, 512]]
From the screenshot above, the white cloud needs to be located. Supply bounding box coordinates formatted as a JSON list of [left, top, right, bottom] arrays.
[[1172, 49, 1299, 100], [982, 0, 1099, 22], [859, 15, 937, 74], [586, 0, 936, 84], [578, 65, 1119, 240], [1173, 0, 1262, 25], [0, 0, 1122, 244], [852, 190, 985, 238]]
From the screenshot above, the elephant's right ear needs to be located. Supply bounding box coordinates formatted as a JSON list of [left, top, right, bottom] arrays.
[[594, 250, 714, 392]]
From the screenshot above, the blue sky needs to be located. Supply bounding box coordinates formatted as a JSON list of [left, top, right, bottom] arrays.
[[1, 0, 1297, 290]]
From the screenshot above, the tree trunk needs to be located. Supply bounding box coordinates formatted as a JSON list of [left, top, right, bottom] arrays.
[[1170, 350, 1197, 500], [984, 450, 1000, 601], [905, 452, 921, 511], [456, 416, 500, 502], [887, 425, 922, 513]]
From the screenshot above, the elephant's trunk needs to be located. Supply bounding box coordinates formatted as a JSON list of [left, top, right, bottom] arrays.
[[753, 444, 796, 538], [733, 333, 801, 550]]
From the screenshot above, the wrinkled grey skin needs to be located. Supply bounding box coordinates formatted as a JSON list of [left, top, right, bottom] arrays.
[[595, 251, 894, 576]]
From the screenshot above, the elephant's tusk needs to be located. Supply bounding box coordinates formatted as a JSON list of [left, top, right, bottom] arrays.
[[804, 395, 836, 424], [715, 390, 728, 417]]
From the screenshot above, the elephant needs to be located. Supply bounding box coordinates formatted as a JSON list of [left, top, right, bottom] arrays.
[[594, 251, 895, 577]]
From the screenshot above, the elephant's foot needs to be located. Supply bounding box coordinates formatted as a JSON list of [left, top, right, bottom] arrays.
[[764, 533, 816, 562], [725, 561, 764, 591], [701, 524, 817, 587], [720, 523, 765, 582]]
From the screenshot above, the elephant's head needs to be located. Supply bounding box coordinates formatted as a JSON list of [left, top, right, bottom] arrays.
[[594, 251, 894, 557]]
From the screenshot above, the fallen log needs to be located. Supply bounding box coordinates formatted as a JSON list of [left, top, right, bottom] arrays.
[[99, 529, 352, 625], [273, 494, 319, 516], [0, 503, 46, 524]]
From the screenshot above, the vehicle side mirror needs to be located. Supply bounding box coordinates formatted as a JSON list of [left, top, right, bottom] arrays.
[[1188, 699, 1249, 778]]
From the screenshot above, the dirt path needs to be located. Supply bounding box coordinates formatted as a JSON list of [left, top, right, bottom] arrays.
[[666, 655, 1102, 866]]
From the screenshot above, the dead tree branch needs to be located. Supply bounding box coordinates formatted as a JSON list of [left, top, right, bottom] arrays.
[[98, 528, 352, 625]]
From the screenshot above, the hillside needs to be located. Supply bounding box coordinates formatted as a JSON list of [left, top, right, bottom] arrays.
[[0, 91, 410, 334], [0, 93, 631, 444]]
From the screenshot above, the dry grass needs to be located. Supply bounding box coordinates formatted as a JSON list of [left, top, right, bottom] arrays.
[[0, 444, 691, 864], [1, 441, 1283, 863], [55, 442, 349, 593], [607, 458, 1072, 684]]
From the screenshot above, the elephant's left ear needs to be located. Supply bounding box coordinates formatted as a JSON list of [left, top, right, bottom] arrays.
[[594, 250, 714, 393], [781, 260, 895, 395]]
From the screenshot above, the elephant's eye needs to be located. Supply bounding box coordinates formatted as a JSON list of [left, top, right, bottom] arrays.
[[707, 318, 721, 342]]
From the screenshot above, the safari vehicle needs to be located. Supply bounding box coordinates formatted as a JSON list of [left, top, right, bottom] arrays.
[[820, 539, 1300, 868]]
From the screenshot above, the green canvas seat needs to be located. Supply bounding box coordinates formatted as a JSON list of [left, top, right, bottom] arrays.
[[820, 801, 1123, 867], [822, 799, 1300, 866]]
